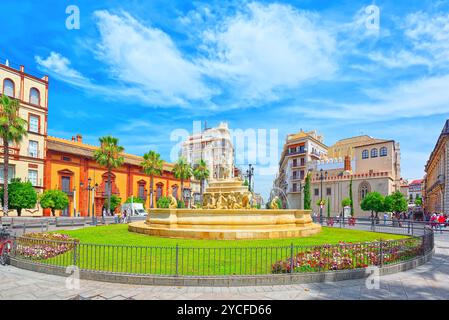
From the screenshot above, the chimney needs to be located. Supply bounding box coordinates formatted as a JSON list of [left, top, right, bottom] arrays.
[[71, 136, 75, 142], [76, 134, 82, 143], [344, 156, 351, 172], [20, 65, 25, 73]]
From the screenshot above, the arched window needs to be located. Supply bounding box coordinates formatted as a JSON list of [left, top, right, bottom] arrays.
[[380, 147, 387, 157], [172, 185, 179, 199], [3, 79, 15, 97], [362, 150, 369, 159], [29, 88, 40, 105], [156, 183, 164, 200], [371, 148, 378, 158], [358, 181, 371, 202]]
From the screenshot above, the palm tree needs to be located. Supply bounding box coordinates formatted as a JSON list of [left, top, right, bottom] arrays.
[[0, 95, 27, 216], [172, 157, 192, 203], [93, 136, 124, 214], [141, 150, 164, 208], [193, 159, 209, 203]]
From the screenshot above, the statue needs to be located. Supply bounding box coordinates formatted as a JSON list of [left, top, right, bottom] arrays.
[[203, 193, 217, 209], [270, 196, 280, 209], [168, 195, 178, 209], [242, 192, 252, 209], [227, 192, 238, 209], [216, 193, 228, 209]]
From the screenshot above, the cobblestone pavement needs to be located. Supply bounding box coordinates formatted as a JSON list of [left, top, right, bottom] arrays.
[[1, 234, 448, 300]]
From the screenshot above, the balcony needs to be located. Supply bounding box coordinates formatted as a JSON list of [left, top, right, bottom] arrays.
[[287, 150, 305, 157], [62, 189, 74, 196]]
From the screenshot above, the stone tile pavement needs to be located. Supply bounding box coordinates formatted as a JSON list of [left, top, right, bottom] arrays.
[[1, 234, 448, 300]]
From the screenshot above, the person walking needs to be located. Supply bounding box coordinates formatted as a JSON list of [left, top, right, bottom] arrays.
[[383, 212, 388, 225]]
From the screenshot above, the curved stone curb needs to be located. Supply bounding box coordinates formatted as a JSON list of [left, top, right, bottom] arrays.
[[9, 249, 433, 287]]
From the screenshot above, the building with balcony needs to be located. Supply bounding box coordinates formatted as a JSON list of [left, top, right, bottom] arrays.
[[274, 129, 327, 209], [424, 119, 449, 214], [44, 135, 189, 217], [0, 61, 48, 216], [181, 122, 235, 200]]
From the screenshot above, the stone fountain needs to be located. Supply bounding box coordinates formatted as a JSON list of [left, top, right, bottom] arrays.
[[129, 178, 321, 240]]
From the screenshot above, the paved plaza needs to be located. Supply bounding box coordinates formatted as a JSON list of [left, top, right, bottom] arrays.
[[1, 233, 448, 300]]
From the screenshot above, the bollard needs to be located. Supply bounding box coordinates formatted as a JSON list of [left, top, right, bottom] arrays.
[[175, 244, 179, 276]]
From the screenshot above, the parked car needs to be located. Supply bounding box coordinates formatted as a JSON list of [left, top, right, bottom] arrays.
[[121, 203, 147, 216]]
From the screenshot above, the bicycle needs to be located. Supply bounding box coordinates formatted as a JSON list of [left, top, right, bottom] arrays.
[[0, 228, 12, 266]]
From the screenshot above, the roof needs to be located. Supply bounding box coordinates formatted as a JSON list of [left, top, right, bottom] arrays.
[[409, 179, 424, 186], [47, 136, 174, 170], [353, 140, 395, 148]]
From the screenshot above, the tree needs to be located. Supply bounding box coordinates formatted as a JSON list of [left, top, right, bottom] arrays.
[[93, 136, 124, 214], [303, 172, 311, 210], [0, 178, 37, 216], [414, 195, 423, 207], [172, 157, 192, 201], [0, 95, 28, 216], [104, 194, 121, 213], [341, 197, 352, 207], [385, 191, 408, 215], [193, 159, 210, 201], [39, 189, 69, 216], [349, 177, 354, 216], [360, 192, 385, 218], [141, 150, 164, 208], [243, 179, 249, 187]]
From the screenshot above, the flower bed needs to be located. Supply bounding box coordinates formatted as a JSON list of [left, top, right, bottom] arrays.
[[271, 238, 423, 273], [14, 233, 77, 260]]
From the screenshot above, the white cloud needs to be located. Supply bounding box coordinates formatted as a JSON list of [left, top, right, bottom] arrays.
[[35, 52, 90, 86], [367, 50, 431, 69], [93, 10, 212, 106], [198, 2, 337, 102]]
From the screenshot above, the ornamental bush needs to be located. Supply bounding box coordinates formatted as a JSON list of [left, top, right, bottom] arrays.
[[156, 196, 170, 208]]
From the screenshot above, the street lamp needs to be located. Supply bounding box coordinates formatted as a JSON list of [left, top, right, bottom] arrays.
[[245, 164, 255, 192], [316, 168, 328, 224], [72, 186, 77, 217], [80, 178, 98, 225]]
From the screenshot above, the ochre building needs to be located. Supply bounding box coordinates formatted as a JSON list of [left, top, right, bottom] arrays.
[[44, 135, 189, 217]]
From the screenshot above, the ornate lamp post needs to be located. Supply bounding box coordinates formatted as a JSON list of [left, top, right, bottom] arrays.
[[80, 178, 98, 225], [246, 164, 255, 192], [316, 169, 328, 224]]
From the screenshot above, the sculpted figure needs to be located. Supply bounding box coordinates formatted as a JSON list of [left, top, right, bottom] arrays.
[[270, 196, 280, 209], [168, 195, 178, 209], [204, 193, 217, 209], [216, 192, 228, 209], [227, 192, 237, 209], [242, 192, 252, 209]]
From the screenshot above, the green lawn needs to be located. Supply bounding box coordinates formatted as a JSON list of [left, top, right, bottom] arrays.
[[18, 225, 410, 276], [60, 224, 406, 247]]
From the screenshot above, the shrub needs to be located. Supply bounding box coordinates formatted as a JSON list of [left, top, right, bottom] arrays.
[[177, 200, 186, 208], [156, 196, 170, 208]]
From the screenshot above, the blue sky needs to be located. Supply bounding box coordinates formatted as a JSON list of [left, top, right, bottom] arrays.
[[2, 0, 449, 200]]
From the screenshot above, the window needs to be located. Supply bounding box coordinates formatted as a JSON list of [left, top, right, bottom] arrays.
[[292, 171, 297, 179], [380, 147, 387, 157], [0, 165, 15, 183], [138, 184, 145, 199], [292, 183, 297, 192], [326, 187, 331, 196], [359, 181, 371, 201], [29, 115, 39, 133], [28, 170, 38, 186], [156, 184, 163, 200], [292, 159, 297, 167], [172, 185, 179, 199], [362, 150, 369, 159], [314, 188, 319, 196], [61, 176, 70, 193], [300, 170, 305, 180], [28, 140, 38, 157], [300, 158, 305, 166], [371, 148, 378, 158], [3, 79, 14, 97], [29, 88, 40, 105], [62, 156, 71, 162]]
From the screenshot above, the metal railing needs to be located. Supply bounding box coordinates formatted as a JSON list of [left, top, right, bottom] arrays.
[[8, 229, 434, 277]]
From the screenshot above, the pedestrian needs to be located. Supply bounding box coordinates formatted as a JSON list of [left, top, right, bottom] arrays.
[[383, 212, 388, 225], [438, 213, 445, 234]]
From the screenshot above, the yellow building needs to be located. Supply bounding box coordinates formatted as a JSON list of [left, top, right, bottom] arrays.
[[45, 135, 189, 217], [0, 61, 48, 216]]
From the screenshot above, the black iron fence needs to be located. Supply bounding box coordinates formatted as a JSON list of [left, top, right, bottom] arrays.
[[8, 230, 434, 277]]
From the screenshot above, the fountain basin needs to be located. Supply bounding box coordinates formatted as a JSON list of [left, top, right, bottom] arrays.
[[128, 209, 322, 240]]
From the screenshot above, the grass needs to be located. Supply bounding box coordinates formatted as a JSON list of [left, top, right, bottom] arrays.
[[59, 224, 407, 247], [19, 225, 410, 276]]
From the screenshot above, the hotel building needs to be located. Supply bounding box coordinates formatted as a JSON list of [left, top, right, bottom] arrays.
[[424, 119, 449, 214], [0, 61, 48, 216]]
